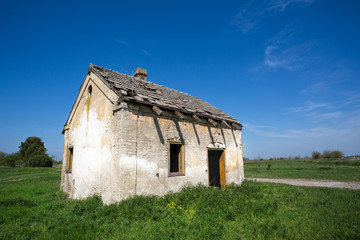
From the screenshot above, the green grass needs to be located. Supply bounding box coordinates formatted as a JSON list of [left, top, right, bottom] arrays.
[[0, 166, 59, 179], [0, 167, 359, 239], [245, 159, 360, 181]]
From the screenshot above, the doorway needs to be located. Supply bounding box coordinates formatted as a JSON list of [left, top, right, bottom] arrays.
[[208, 149, 226, 188]]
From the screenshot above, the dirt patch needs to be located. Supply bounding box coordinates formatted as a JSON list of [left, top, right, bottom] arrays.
[[247, 178, 360, 190]]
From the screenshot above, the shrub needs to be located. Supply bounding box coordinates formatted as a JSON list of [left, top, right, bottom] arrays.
[[266, 164, 271, 170], [331, 151, 344, 159], [0, 151, 6, 163], [312, 151, 322, 159], [323, 150, 332, 159], [3, 153, 20, 167], [4, 155, 16, 167], [19, 137, 47, 162], [27, 154, 53, 167]]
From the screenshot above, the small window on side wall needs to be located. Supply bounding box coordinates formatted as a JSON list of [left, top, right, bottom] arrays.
[[169, 142, 185, 176], [87, 85, 92, 98], [67, 147, 73, 173]]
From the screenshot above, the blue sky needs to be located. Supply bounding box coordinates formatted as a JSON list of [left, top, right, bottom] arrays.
[[0, 0, 359, 160]]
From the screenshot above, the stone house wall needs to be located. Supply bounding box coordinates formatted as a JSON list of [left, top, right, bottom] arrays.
[[61, 72, 244, 204], [111, 102, 244, 201]]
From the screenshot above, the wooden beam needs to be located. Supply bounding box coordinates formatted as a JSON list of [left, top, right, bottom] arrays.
[[208, 118, 217, 126], [221, 120, 231, 128], [192, 114, 202, 122], [61, 127, 69, 134], [152, 106, 162, 115], [232, 123, 240, 129], [174, 111, 185, 120]]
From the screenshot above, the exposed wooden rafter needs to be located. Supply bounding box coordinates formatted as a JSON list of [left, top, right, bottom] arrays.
[[208, 118, 217, 126], [221, 120, 231, 128], [192, 114, 202, 122], [152, 106, 162, 115], [174, 111, 185, 120]]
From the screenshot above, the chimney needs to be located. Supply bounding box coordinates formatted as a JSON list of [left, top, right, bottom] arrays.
[[134, 68, 147, 81]]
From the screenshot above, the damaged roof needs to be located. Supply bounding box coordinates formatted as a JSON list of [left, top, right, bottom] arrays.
[[90, 64, 241, 126]]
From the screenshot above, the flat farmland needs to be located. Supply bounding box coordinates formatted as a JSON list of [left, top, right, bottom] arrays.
[[0, 167, 359, 239], [245, 159, 360, 181]]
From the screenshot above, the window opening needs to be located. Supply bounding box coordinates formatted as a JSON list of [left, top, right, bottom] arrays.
[[87, 85, 92, 98], [67, 147, 73, 173], [169, 142, 184, 175]]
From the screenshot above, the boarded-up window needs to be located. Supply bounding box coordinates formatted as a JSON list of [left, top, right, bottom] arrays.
[[169, 142, 184, 176], [67, 147, 73, 172]]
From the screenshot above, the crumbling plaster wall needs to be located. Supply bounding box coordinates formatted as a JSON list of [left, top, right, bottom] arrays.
[[61, 74, 117, 201], [110, 102, 244, 202]]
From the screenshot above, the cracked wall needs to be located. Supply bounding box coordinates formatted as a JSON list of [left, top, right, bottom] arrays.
[[109, 102, 244, 203], [62, 76, 244, 204], [61, 75, 115, 202]]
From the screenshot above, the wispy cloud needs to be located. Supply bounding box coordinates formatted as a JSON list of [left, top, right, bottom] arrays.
[[245, 123, 297, 138], [243, 119, 360, 158], [342, 93, 360, 106], [306, 111, 344, 120], [264, 42, 315, 69], [245, 123, 348, 139], [284, 101, 344, 121], [235, 1, 316, 70], [263, 26, 318, 69], [141, 49, 151, 56], [268, 0, 315, 12], [299, 82, 327, 94], [346, 114, 360, 126], [114, 39, 152, 56], [244, 123, 276, 135], [231, 2, 264, 34], [114, 39, 128, 45], [231, 0, 314, 34], [244, 102, 360, 158], [284, 127, 348, 139], [285, 101, 331, 114]]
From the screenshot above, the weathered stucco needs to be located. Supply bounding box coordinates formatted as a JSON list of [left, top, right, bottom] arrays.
[[61, 73, 116, 201], [62, 72, 244, 204]]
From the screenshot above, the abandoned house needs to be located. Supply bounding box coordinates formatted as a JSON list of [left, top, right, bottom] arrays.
[[61, 64, 244, 204]]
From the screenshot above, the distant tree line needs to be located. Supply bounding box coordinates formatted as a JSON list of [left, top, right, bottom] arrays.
[[0, 137, 54, 167], [311, 150, 344, 159], [245, 150, 345, 161]]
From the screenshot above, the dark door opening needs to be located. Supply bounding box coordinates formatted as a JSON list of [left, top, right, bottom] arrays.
[[208, 150, 225, 188]]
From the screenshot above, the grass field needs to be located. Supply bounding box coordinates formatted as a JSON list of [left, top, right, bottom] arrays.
[[0, 167, 359, 239], [245, 159, 360, 181]]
